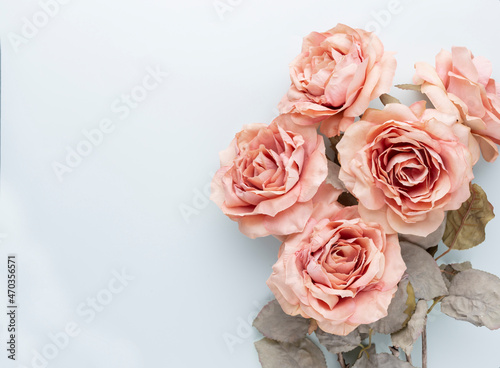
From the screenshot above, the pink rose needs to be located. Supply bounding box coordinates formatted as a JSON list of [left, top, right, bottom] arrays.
[[337, 103, 474, 236], [279, 23, 396, 137], [210, 114, 327, 239], [267, 184, 406, 336], [414, 46, 500, 162]]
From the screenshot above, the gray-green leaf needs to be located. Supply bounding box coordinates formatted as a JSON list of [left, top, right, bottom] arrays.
[[400, 241, 448, 300], [364, 279, 415, 334], [399, 217, 446, 250], [353, 352, 415, 368], [253, 300, 310, 343], [442, 184, 495, 251], [391, 300, 428, 355], [316, 328, 360, 354], [439, 262, 472, 289], [441, 269, 500, 330], [255, 337, 327, 368]]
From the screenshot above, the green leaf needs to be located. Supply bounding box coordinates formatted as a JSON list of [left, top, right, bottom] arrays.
[[441, 269, 500, 330], [442, 183, 495, 250], [380, 93, 401, 105], [316, 328, 361, 354], [253, 300, 310, 344], [255, 337, 327, 368], [395, 84, 421, 92]]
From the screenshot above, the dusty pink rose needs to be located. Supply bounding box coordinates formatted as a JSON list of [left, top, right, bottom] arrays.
[[279, 23, 396, 137], [337, 103, 474, 237], [210, 114, 327, 239], [414, 46, 500, 162], [267, 184, 406, 336]]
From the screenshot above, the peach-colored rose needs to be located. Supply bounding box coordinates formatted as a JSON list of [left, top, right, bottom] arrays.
[[279, 23, 396, 138], [267, 184, 406, 336], [337, 103, 474, 237], [210, 114, 327, 239], [414, 46, 500, 162]]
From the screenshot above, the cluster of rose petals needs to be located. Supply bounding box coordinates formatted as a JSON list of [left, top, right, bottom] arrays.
[[267, 184, 406, 336], [278, 23, 396, 137], [337, 103, 474, 237], [414, 46, 500, 162], [210, 114, 327, 239]]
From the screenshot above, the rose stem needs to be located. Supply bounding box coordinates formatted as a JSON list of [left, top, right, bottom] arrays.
[[337, 353, 347, 368], [422, 320, 428, 368]]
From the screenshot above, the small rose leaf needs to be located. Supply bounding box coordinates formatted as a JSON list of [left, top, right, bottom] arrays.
[[380, 93, 401, 105], [326, 161, 346, 191], [254, 337, 327, 368], [442, 184, 495, 251], [400, 241, 448, 300], [253, 300, 310, 343], [395, 84, 422, 92], [441, 269, 500, 330], [316, 327, 361, 354], [391, 300, 428, 355]]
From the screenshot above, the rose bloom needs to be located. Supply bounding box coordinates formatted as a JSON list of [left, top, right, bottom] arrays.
[[267, 184, 406, 336], [210, 114, 327, 239], [414, 46, 500, 162], [337, 103, 474, 237], [278, 23, 396, 137]]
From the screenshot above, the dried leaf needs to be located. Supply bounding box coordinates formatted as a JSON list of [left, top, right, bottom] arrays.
[[352, 352, 415, 368], [399, 217, 446, 250], [391, 300, 428, 355], [380, 93, 401, 105], [426, 245, 439, 257], [442, 184, 494, 250], [400, 241, 448, 300], [316, 327, 361, 354], [338, 192, 358, 207], [439, 262, 472, 289], [366, 279, 416, 334], [329, 135, 343, 165], [253, 300, 310, 343], [255, 337, 327, 368], [441, 269, 500, 330], [395, 84, 422, 92]]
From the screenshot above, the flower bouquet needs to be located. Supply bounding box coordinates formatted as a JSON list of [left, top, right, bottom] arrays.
[[211, 24, 500, 367]]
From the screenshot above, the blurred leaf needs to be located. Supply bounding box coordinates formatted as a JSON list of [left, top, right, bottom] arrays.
[[391, 300, 428, 355], [255, 337, 327, 368], [400, 241, 448, 300], [316, 328, 361, 354], [326, 161, 346, 191], [253, 300, 310, 343], [441, 269, 500, 330], [353, 352, 415, 368], [338, 192, 358, 207], [399, 218, 446, 250], [380, 94, 401, 105], [395, 84, 421, 92], [329, 135, 343, 165], [443, 184, 494, 250]]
